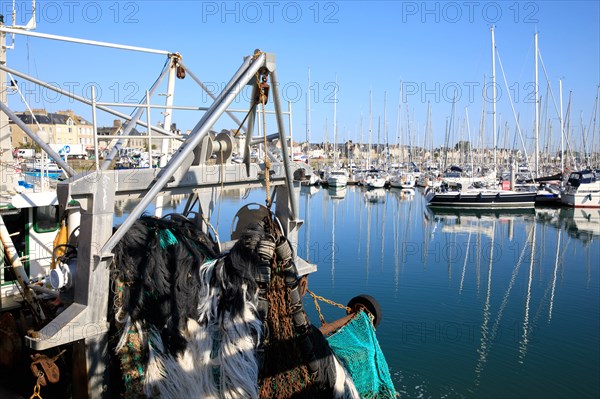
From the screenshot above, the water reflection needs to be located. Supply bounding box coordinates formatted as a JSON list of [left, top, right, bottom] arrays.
[[536, 207, 600, 240], [364, 188, 386, 203], [309, 187, 598, 398], [389, 187, 416, 202], [327, 186, 346, 199]]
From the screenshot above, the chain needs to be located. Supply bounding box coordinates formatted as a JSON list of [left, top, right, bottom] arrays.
[[309, 290, 326, 326], [307, 289, 352, 327], [29, 372, 43, 399]]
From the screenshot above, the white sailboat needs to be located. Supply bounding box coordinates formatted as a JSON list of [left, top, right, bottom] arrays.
[[426, 26, 536, 209], [325, 75, 348, 188]]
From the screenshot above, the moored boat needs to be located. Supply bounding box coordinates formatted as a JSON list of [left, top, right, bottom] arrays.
[[426, 187, 537, 209], [326, 168, 349, 187], [561, 170, 600, 208]]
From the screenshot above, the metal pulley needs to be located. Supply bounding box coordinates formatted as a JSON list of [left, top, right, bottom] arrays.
[[192, 130, 234, 165], [255, 71, 270, 105], [176, 65, 186, 79], [213, 131, 233, 164], [170, 52, 186, 79]]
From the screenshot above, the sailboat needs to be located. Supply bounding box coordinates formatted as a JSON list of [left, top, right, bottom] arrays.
[[426, 26, 536, 209], [325, 75, 348, 188], [513, 32, 562, 205], [389, 95, 420, 190], [295, 66, 320, 187]]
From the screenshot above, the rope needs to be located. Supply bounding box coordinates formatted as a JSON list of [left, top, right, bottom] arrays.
[[216, 146, 225, 231], [307, 289, 352, 326], [232, 49, 265, 139], [232, 102, 257, 138], [255, 69, 272, 208]]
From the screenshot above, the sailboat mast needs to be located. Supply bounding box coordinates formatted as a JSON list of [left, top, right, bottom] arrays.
[[396, 82, 402, 167], [559, 80, 564, 173], [333, 74, 337, 164], [360, 112, 363, 163], [368, 89, 373, 168], [307, 66, 311, 145], [428, 102, 432, 167], [325, 116, 328, 158], [383, 91, 387, 168], [534, 32, 540, 177], [377, 116, 381, 164], [491, 25, 498, 171]]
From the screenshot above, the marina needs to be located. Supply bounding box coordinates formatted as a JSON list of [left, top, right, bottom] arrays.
[[1, 1, 599, 398]]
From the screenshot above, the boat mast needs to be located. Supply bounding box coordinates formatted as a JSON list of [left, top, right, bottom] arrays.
[[333, 74, 337, 165], [368, 89, 372, 169], [383, 90, 387, 168], [307, 66, 311, 146], [534, 31, 539, 178], [396, 82, 401, 167], [559, 79, 564, 174], [359, 112, 363, 164], [466, 107, 474, 181], [0, 19, 9, 195], [0, 2, 37, 193], [491, 25, 498, 173], [428, 102, 433, 168], [161, 57, 177, 167], [324, 116, 328, 158]]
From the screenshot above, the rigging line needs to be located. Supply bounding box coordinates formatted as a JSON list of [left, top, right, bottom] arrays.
[[537, 50, 577, 170], [8, 71, 59, 186], [101, 57, 171, 170], [9, 72, 44, 133], [129, 56, 170, 119]]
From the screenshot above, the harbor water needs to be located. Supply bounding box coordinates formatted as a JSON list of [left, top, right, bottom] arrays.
[[116, 185, 600, 398]]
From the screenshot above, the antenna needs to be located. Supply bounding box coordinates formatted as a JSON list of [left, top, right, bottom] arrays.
[[2, 0, 36, 49], [11, 0, 36, 30]]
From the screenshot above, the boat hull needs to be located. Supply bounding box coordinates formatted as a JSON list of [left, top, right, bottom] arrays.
[[327, 176, 348, 187], [561, 171, 600, 208], [426, 190, 537, 209], [561, 192, 600, 208]]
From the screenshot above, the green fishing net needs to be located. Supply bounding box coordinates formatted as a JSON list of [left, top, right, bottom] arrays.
[[326, 311, 398, 398]]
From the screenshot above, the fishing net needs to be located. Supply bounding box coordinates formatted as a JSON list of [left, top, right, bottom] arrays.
[[326, 311, 397, 398], [258, 263, 316, 398]]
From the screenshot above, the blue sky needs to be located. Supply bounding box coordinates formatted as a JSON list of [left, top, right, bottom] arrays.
[[3, 0, 599, 152]]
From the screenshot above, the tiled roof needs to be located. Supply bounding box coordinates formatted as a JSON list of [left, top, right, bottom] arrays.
[[12, 112, 72, 125]]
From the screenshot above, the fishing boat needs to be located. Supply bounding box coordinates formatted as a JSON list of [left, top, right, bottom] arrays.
[[561, 170, 600, 208], [0, 9, 396, 399]]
